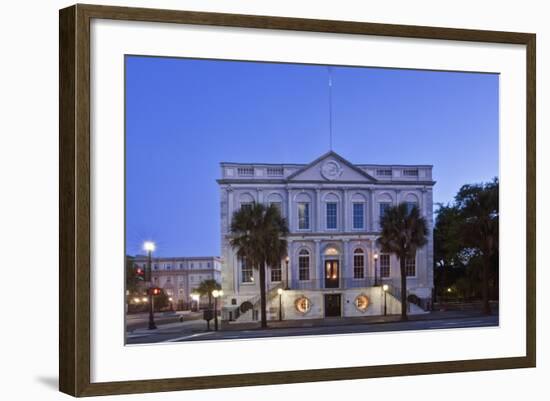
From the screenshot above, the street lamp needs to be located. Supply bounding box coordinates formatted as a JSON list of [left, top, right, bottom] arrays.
[[374, 253, 379, 286], [277, 288, 284, 321], [143, 241, 157, 330], [382, 284, 389, 316], [212, 289, 222, 331], [285, 256, 290, 290]]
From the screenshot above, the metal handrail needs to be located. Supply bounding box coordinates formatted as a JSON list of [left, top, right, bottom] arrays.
[[288, 276, 379, 290]]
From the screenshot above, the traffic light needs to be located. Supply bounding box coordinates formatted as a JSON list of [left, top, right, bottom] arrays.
[[135, 265, 145, 281], [149, 287, 162, 296]]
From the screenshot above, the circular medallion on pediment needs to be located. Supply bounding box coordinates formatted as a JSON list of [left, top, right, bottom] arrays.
[[321, 160, 343, 180]]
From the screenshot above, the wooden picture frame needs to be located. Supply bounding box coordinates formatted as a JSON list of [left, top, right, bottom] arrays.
[[59, 3, 536, 397]]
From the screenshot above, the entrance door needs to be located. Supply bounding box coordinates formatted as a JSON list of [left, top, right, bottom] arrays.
[[324, 294, 341, 317], [325, 260, 339, 288]]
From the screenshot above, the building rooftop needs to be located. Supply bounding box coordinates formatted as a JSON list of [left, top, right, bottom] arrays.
[[219, 151, 434, 184]]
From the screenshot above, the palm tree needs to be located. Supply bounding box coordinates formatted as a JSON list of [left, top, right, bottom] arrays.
[[377, 203, 428, 321], [455, 179, 498, 315], [230, 203, 289, 328], [194, 279, 221, 309]]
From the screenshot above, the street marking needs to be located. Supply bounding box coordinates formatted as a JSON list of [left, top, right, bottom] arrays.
[[164, 332, 215, 342]]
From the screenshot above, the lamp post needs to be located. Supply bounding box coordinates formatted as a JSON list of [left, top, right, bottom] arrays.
[[212, 289, 223, 331], [382, 284, 389, 316], [277, 288, 283, 321], [285, 256, 290, 290], [374, 252, 379, 286], [144, 241, 157, 330]]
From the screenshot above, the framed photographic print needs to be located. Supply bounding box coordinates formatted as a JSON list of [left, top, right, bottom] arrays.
[[59, 4, 536, 397]]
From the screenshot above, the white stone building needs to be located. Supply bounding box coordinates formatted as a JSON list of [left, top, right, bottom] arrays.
[[132, 255, 222, 309], [218, 151, 435, 323]]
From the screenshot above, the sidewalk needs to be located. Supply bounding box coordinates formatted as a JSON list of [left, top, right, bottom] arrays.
[[221, 309, 494, 331]]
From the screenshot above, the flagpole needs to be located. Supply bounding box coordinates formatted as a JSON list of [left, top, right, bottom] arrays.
[[328, 66, 333, 151]]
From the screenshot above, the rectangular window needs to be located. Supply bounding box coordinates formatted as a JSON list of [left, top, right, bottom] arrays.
[[380, 254, 391, 278], [406, 257, 416, 277], [403, 169, 419, 177], [271, 264, 282, 282], [352, 203, 365, 229], [241, 258, 253, 283], [267, 167, 284, 176], [240, 202, 253, 211], [237, 167, 254, 176], [326, 202, 337, 229], [353, 254, 365, 279], [298, 202, 310, 230], [376, 169, 393, 177]]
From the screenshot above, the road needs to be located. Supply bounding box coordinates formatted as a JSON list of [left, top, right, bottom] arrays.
[[126, 311, 201, 331], [126, 314, 498, 345]]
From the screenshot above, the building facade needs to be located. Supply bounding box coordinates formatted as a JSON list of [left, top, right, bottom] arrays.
[[218, 151, 435, 323], [132, 255, 222, 309]]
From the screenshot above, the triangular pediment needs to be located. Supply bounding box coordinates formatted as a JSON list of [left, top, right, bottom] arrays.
[[287, 151, 376, 182]]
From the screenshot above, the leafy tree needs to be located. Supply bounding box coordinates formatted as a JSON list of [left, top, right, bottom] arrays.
[[455, 178, 499, 315], [377, 203, 428, 320], [193, 279, 221, 309], [230, 203, 289, 328], [433, 204, 463, 270], [153, 289, 169, 311]]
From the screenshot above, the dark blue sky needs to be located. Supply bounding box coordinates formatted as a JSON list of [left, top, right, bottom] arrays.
[[125, 56, 499, 257]]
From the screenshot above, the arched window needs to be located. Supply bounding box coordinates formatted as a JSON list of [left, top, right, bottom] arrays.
[[298, 249, 310, 281], [239, 193, 255, 211], [324, 193, 340, 230], [353, 249, 365, 279], [351, 193, 367, 230], [378, 193, 394, 223], [404, 193, 420, 215], [295, 192, 312, 230], [267, 193, 284, 216]]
